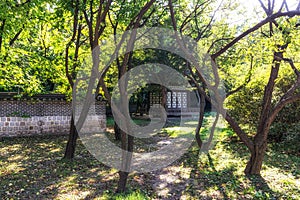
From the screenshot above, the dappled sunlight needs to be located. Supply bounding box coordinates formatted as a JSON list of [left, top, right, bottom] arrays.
[[52, 176, 81, 198], [55, 191, 91, 200], [0, 162, 26, 175], [88, 167, 103, 173], [163, 127, 194, 138], [151, 165, 194, 198], [201, 186, 223, 198], [205, 143, 247, 173], [261, 166, 300, 197], [183, 121, 198, 125], [0, 127, 299, 199], [36, 142, 52, 148], [0, 144, 23, 154], [50, 148, 62, 153], [100, 170, 118, 182], [7, 154, 28, 162]]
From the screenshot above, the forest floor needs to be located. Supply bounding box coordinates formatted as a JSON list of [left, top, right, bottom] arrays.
[[0, 116, 299, 200]]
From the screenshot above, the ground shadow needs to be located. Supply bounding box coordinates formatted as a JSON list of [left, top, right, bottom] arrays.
[[246, 174, 278, 199], [134, 146, 244, 199], [0, 135, 119, 199]]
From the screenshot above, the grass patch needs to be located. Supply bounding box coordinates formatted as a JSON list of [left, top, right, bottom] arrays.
[[106, 116, 151, 128]]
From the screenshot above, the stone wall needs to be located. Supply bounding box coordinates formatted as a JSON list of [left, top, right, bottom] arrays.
[[0, 94, 106, 137], [0, 116, 72, 137]]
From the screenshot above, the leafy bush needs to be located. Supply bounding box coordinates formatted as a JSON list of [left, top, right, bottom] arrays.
[[225, 79, 264, 133]]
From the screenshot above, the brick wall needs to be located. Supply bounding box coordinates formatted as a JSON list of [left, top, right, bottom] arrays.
[[0, 95, 106, 137], [0, 101, 70, 117]]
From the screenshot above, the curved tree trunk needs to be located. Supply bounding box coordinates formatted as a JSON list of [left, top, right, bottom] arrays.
[[114, 122, 121, 140], [244, 140, 267, 175], [244, 50, 282, 175], [63, 115, 78, 159]]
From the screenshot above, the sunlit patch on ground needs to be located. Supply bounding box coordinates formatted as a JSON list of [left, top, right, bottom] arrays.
[[0, 116, 299, 199]]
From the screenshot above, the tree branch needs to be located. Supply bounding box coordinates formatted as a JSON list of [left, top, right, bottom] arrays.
[[65, 0, 80, 87], [0, 19, 5, 52], [202, 113, 219, 151], [126, 0, 156, 31], [72, 23, 82, 77], [225, 113, 254, 153], [82, 0, 93, 49], [226, 56, 253, 97], [89, 0, 157, 127], [207, 37, 233, 54], [185, 65, 206, 149], [179, 0, 209, 33], [283, 58, 300, 77], [195, 0, 223, 41], [96, 0, 112, 45], [211, 11, 300, 59], [268, 93, 300, 127]]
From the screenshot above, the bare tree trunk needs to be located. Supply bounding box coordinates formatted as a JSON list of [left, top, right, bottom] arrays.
[[161, 86, 166, 109], [63, 114, 78, 159], [244, 140, 267, 174], [244, 51, 282, 174], [116, 131, 134, 193], [114, 122, 121, 140], [117, 171, 129, 192], [117, 129, 128, 193]]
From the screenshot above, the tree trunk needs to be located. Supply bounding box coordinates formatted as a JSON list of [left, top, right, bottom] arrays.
[[63, 115, 78, 159], [244, 52, 282, 174], [116, 131, 134, 193], [117, 171, 129, 193], [244, 140, 267, 175], [114, 122, 121, 140]]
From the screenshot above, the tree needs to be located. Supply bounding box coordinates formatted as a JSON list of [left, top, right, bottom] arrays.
[[60, 0, 157, 192], [62, 0, 112, 159], [168, 0, 300, 175], [101, 0, 157, 192], [0, 0, 68, 95]]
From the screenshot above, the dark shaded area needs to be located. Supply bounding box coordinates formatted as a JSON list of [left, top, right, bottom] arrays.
[[246, 175, 277, 199], [0, 135, 116, 199]]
